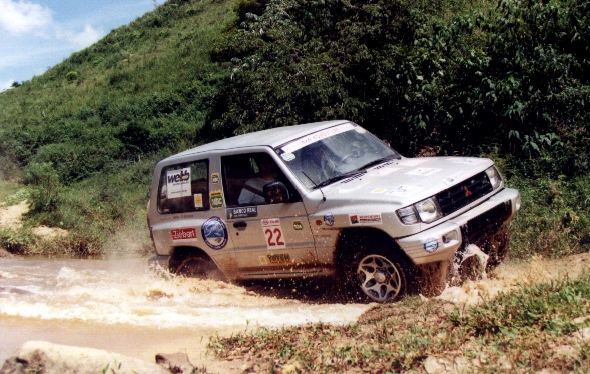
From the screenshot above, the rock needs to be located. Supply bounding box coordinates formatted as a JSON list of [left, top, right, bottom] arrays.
[[0, 247, 15, 258], [0, 341, 170, 374], [155, 352, 194, 374], [423, 356, 445, 373]]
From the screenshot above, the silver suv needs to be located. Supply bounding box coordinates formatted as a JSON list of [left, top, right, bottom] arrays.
[[147, 120, 520, 302]]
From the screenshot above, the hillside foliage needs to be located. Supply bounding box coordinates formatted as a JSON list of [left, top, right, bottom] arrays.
[[210, 0, 590, 176]]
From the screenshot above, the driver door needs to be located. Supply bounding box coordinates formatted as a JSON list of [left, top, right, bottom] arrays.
[[221, 152, 318, 277]]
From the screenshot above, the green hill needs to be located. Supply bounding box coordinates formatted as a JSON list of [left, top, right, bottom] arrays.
[[0, 0, 589, 257], [0, 0, 235, 254]]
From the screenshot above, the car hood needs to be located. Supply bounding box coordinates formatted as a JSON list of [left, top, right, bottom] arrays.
[[319, 156, 495, 208]]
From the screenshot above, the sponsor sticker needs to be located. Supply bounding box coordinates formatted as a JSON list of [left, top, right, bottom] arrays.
[[266, 253, 291, 264], [369, 167, 400, 176], [210, 190, 224, 209], [262, 218, 286, 249], [387, 185, 424, 197], [397, 159, 428, 166], [258, 256, 268, 265], [370, 188, 388, 194], [226, 206, 257, 219], [170, 228, 197, 242], [211, 173, 220, 184], [201, 217, 228, 250], [349, 213, 382, 225], [405, 168, 442, 176], [292, 220, 303, 230], [324, 213, 335, 227], [442, 171, 465, 186], [281, 152, 296, 161], [423, 238, 439, 253], [194, 193, 203, 208], [338, 182, 369, 194], [281, 123, 356, 153], [166, 167, 191, 199]]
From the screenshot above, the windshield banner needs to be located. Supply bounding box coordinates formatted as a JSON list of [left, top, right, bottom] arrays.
[[281, 123, 355, 153]]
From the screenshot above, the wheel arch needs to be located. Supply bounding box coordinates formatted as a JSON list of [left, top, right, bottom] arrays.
[[335, 227, 412, 268]]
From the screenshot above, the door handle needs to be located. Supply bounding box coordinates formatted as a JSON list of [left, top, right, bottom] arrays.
[[233, 221, 247, 230]]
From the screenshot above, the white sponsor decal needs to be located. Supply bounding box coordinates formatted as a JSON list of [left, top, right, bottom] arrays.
[[281, 123, 356, 153], [338, 182, 369, 194], [405, 168, 442, 176], [261, 218, 286, 249], [450, 158, 487, 165], [387, 185, 424, 197], [369, 167, 400, 176], [349, 213, 382, 225], [166, 167, 191, 199], [397, 159, 428, 166]]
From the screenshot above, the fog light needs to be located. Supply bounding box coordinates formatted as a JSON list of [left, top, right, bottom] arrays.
[[442, 230, 458, 243]]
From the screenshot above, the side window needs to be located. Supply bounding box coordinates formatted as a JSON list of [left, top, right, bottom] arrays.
[[158, 160, 209, 214], [221, 153, 300, 207]]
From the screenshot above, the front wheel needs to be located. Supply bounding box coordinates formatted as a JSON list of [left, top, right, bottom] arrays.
[[345, 252, 408, 303]]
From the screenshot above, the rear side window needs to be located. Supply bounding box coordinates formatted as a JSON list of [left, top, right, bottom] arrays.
[[158, 160, 209, 214]]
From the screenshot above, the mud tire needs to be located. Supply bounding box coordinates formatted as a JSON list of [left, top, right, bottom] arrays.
[[170, 255, 226, 281], [338, 233, 415, 303]]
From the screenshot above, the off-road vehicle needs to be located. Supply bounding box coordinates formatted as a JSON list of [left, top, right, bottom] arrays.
[[147, 120, 520, 302]]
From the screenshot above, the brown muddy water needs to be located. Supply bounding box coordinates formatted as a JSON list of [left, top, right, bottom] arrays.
[[1, 253, 589, 371], [0, 256, 371, 370]]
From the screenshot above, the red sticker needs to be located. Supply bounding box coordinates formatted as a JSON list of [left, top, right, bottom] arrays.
[[171, 228, 197, 241]]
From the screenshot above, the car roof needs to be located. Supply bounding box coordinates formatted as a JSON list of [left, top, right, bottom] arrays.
[[164, 119, 351, 161]]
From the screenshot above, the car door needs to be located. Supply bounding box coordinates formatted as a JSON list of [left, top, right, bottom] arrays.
[[221, 151, 319, 277]]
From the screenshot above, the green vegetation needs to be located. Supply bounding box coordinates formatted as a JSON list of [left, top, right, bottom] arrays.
[[0, 0, 589, 260], [0, 0, 235, 254], [208, 275, 590, 372]]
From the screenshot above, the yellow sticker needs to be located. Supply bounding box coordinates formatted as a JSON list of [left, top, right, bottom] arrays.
[[267, 253, 291, 264], [194, 193, 203, 208], [292, 220, 303, 230], [211, 173, 220, 184], [258, 256, 268, 265]]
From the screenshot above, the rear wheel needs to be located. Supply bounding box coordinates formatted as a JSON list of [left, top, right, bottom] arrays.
[[170, 255, 226, 281]]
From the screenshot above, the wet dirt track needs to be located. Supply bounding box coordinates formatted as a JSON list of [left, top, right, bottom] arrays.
[[0, 256, 372, 371]]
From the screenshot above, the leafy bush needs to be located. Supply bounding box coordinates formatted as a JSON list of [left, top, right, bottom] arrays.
[[23, 163, 61, 213]]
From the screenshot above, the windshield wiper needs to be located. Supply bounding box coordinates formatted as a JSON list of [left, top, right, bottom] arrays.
[[358, 154, 401, 171], [315, 170, 366, 189]]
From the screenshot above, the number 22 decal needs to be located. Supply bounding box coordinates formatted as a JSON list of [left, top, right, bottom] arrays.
[[261, 218, 286, 249], [265, 228, 285, 247]]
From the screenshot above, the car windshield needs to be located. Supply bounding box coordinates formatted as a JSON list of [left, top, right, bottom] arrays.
[[276, 123, 401, 189]]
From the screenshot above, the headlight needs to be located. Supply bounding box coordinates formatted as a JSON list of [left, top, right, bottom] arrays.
[[485, 166, 502, 190], [397, 197, 442, 225], [415, 198, 442, 223], [397, 206, 419, 225]]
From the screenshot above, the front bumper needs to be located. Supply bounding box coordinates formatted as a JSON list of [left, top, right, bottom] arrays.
[[396, 188, 520, 265]]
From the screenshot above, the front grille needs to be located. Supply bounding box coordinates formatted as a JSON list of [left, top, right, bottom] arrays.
[[436, 172, 493, 216]]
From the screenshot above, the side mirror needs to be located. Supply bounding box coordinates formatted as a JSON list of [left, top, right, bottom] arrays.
[[263, 181, 290, 204]]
